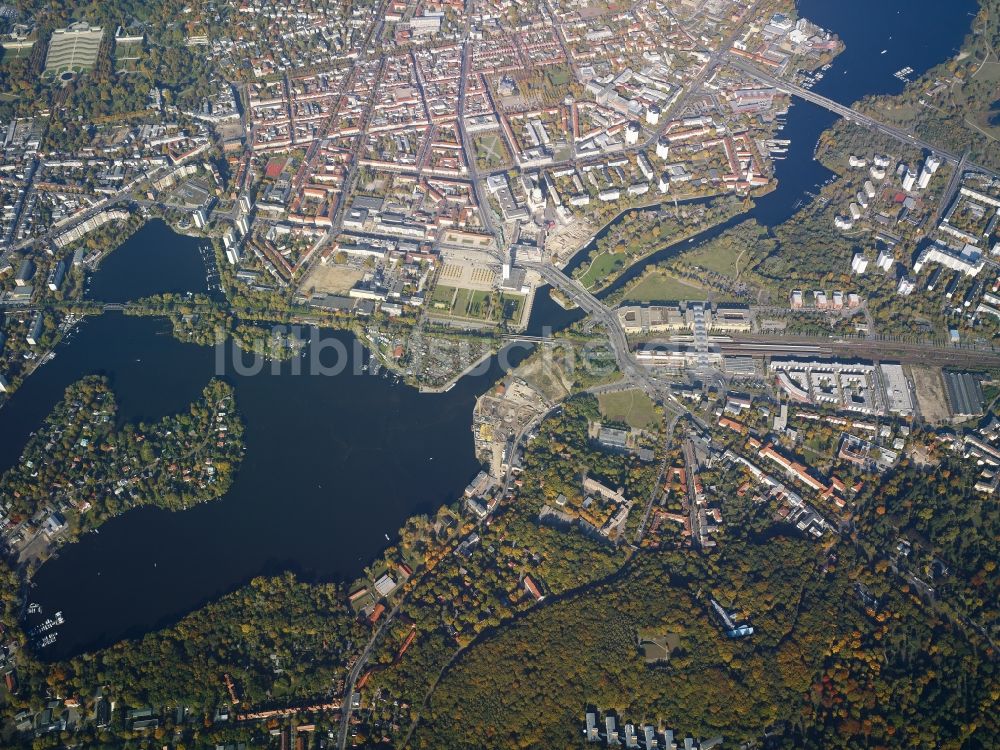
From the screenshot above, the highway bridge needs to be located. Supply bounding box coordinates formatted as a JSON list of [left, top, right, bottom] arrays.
[[937, 149, 971, 222], [727, 57, 1000, 180]]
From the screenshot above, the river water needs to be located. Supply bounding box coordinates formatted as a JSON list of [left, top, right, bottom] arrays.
[[581, 0, 977, 297], [9, 0, 977, 657]]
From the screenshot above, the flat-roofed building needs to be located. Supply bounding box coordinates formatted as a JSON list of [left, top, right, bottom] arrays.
[[879, 363, 914, 416], [711, 305, 752, 332], [14, 258, 34, 286], [374, 573, 397, 597], [597, 426, 629, 451], [943, 371, 984, 418], [617, 304, 686, 334], [26, 312, 43, 346], [914, 240, 985, 278]]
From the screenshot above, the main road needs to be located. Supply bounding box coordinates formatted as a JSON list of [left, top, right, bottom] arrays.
[[337, 601, 401, 750], [457, 40, 500, 250], [521, 261, 694, 442], [523, 261, 656, 391]]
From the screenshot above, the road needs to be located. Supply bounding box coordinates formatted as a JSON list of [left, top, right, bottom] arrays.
[[521, 262, 694, 450], [457, 41, 499, 248], [321, 16, 1000, 744], [337, 601, 401, 750], [646, 0, 765, 142], [681, 437, 702, 548], [1, 161, 174, 259], [633, 410, 683, 544], [937, 148, 970, 221], [1, 157, 38, 248], [522, 261, 655, 389]]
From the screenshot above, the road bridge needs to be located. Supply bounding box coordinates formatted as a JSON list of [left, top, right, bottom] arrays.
[[728, 57, 1000, 180], [937, 148, 971, 222]]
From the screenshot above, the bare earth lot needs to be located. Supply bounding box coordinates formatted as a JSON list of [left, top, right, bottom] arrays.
[[301, 263, 364, 295], [910, 365, 950, 423]]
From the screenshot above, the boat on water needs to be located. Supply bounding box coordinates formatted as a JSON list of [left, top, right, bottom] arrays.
[[29, 612, 64, 636]]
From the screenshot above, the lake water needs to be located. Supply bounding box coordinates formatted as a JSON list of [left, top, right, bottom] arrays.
[[11, 0, 978, 657], [524, 285, 586, 335], [84, 218, 215, 303], [12, 221, 529, 657]]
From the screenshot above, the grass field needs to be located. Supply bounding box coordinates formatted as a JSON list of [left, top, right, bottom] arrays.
[[454, 287, 474, 316], [623, 272, 707, 303], [502, 294, 524, 323], [473, 133, 509, 170], [468, 290, 491, 318], [429, 283, 525, 326], [0, 46, 32, 61], [578, 253, 626, 289], [545, 67, 571, 87], [430, 284, 457, 310], [677, 240, 747, 278], [598, 389, 660, 430]]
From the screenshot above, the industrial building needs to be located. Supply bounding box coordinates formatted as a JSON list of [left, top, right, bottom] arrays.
[[943, 371, 984, 418], [879, 363, 914, 416]]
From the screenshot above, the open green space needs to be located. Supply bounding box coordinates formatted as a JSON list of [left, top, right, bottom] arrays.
[[544, 66, 571, 87], [0, 45, 32, 61], [472, 133, 509, 170], [623, 272, 708, 303], [453, 287, 474, 316], [676, 237, 749, 278], [428, 282, 525, 326], [578, 252, 626, 289], [598, 389, 660, 430], [430, 284, 457, 308], [468, 289, 492, 317]]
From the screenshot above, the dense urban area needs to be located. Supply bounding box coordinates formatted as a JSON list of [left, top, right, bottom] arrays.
[[0, 0, 999, 748]]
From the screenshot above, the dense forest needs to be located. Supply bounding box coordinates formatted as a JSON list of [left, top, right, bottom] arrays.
[[411, 535, 997, 749]]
